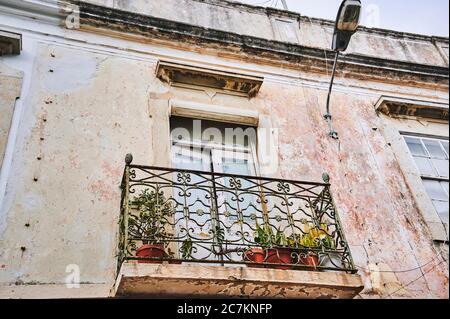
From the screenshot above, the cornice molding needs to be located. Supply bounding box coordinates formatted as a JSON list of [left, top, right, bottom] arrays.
[[0, 0, 65, 24], [1, 0, 448, 87], [74, 1, 448, 87], [195, 0, 449, 43]]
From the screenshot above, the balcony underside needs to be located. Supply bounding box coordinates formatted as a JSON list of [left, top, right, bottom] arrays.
[[114, 263, 364, 299]]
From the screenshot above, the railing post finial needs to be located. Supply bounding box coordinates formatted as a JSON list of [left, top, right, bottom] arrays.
[[322, 172, 330, 183], [125, 153, 133, 165]]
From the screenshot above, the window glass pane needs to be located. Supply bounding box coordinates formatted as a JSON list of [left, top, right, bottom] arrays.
[[442, 181, 449, 196], [170, 116, 257, 148], [405, 137, 427, 156], [431, 159, 449, 178], [442, 141, 449, 157], [423, 180, 449, 201], [423, 139, 447, 159], [414, 157, 437, 176], [432, 201, 449, 224]]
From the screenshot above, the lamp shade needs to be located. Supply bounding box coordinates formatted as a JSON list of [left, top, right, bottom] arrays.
[[332, 0, 361, 51], [336, 0, 362, 32]]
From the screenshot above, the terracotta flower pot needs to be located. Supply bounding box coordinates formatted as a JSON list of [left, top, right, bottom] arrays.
[[244, 248, 266, 268], [136, 244, 165, 264], [265, 248, 292, 270], [299, 252, 320, 268]]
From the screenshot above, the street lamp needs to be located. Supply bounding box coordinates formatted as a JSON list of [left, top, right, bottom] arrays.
[[325, 0, 361, 139]]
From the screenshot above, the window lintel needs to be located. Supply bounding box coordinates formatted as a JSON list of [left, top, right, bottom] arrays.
[[156, 61, 264, 98], [375, 96, 449, 121]]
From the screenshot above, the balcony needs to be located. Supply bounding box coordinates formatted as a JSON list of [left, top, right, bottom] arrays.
[[114, 154, 363, 298]]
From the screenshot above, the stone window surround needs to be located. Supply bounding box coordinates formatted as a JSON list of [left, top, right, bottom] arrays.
[[148, 103, 279, 179], [149, 60, 278, 178], [376, 95, 449, 242], [166, 98, 278, 177]]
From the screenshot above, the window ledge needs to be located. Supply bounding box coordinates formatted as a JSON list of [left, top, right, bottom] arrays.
[[428, 221, 449, 242], [169, 99, 259, 126], [114, 263, 364, 299]]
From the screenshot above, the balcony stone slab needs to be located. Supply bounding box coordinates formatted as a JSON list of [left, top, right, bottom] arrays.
[[114, 263, 364, 299]]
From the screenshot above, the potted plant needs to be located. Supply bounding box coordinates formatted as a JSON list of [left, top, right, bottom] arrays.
[[180, 238, 193, 260], [128, 189, 174, 264], [265, 228, 293, 270], [244, 223, 269, 268], [297, 223, 335, 268], [244, 223, 292, 269]]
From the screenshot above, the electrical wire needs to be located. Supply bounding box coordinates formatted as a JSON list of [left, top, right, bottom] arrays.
[[354, 247, 448, 274], [385, 258, 448, 298]]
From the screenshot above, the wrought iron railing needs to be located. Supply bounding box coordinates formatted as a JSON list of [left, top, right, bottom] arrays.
[[118, 154, 357, 273]]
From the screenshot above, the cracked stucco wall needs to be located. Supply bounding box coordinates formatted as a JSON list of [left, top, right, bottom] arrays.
[[0, 42, 158, 293], [83, 0, 449, 67]]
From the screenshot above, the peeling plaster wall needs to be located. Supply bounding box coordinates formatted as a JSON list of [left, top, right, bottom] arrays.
[[255, 84, 449, 298], [0, 64, 23, 168], [0, 1, 448, 299], [0, 40, 157, 288], [299, 20, 448, 66], [86, 0, 276, 39], [83, 0, 449, 67]]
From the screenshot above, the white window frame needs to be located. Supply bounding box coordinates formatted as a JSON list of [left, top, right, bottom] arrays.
[[402, 134, 449, 225]]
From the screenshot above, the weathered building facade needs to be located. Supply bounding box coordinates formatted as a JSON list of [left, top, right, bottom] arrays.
[[0, 0, 448, 299]]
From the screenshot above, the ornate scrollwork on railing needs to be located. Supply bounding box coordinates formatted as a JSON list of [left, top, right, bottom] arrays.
[[117, 155, 357, 274]]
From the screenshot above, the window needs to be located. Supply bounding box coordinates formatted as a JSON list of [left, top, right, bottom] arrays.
[[170, 116, 258, 174], [170, 116, 260, 262], [403, 135, 449, 224]]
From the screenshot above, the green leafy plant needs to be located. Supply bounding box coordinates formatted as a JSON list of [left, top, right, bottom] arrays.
[[128, 189, 173, 245], [254, 223, 271, 247], [215, 225, 225, 244], [180, 238, 193, 259], [254, 221, 335, 250], [299, 222, 335, 250], [272, 228, 289, 247], [254, 223, 289, 248], [286, 233, 302, 248]]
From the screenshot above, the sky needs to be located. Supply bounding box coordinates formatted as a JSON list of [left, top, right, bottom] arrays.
[[236, 0, 449, 37]]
